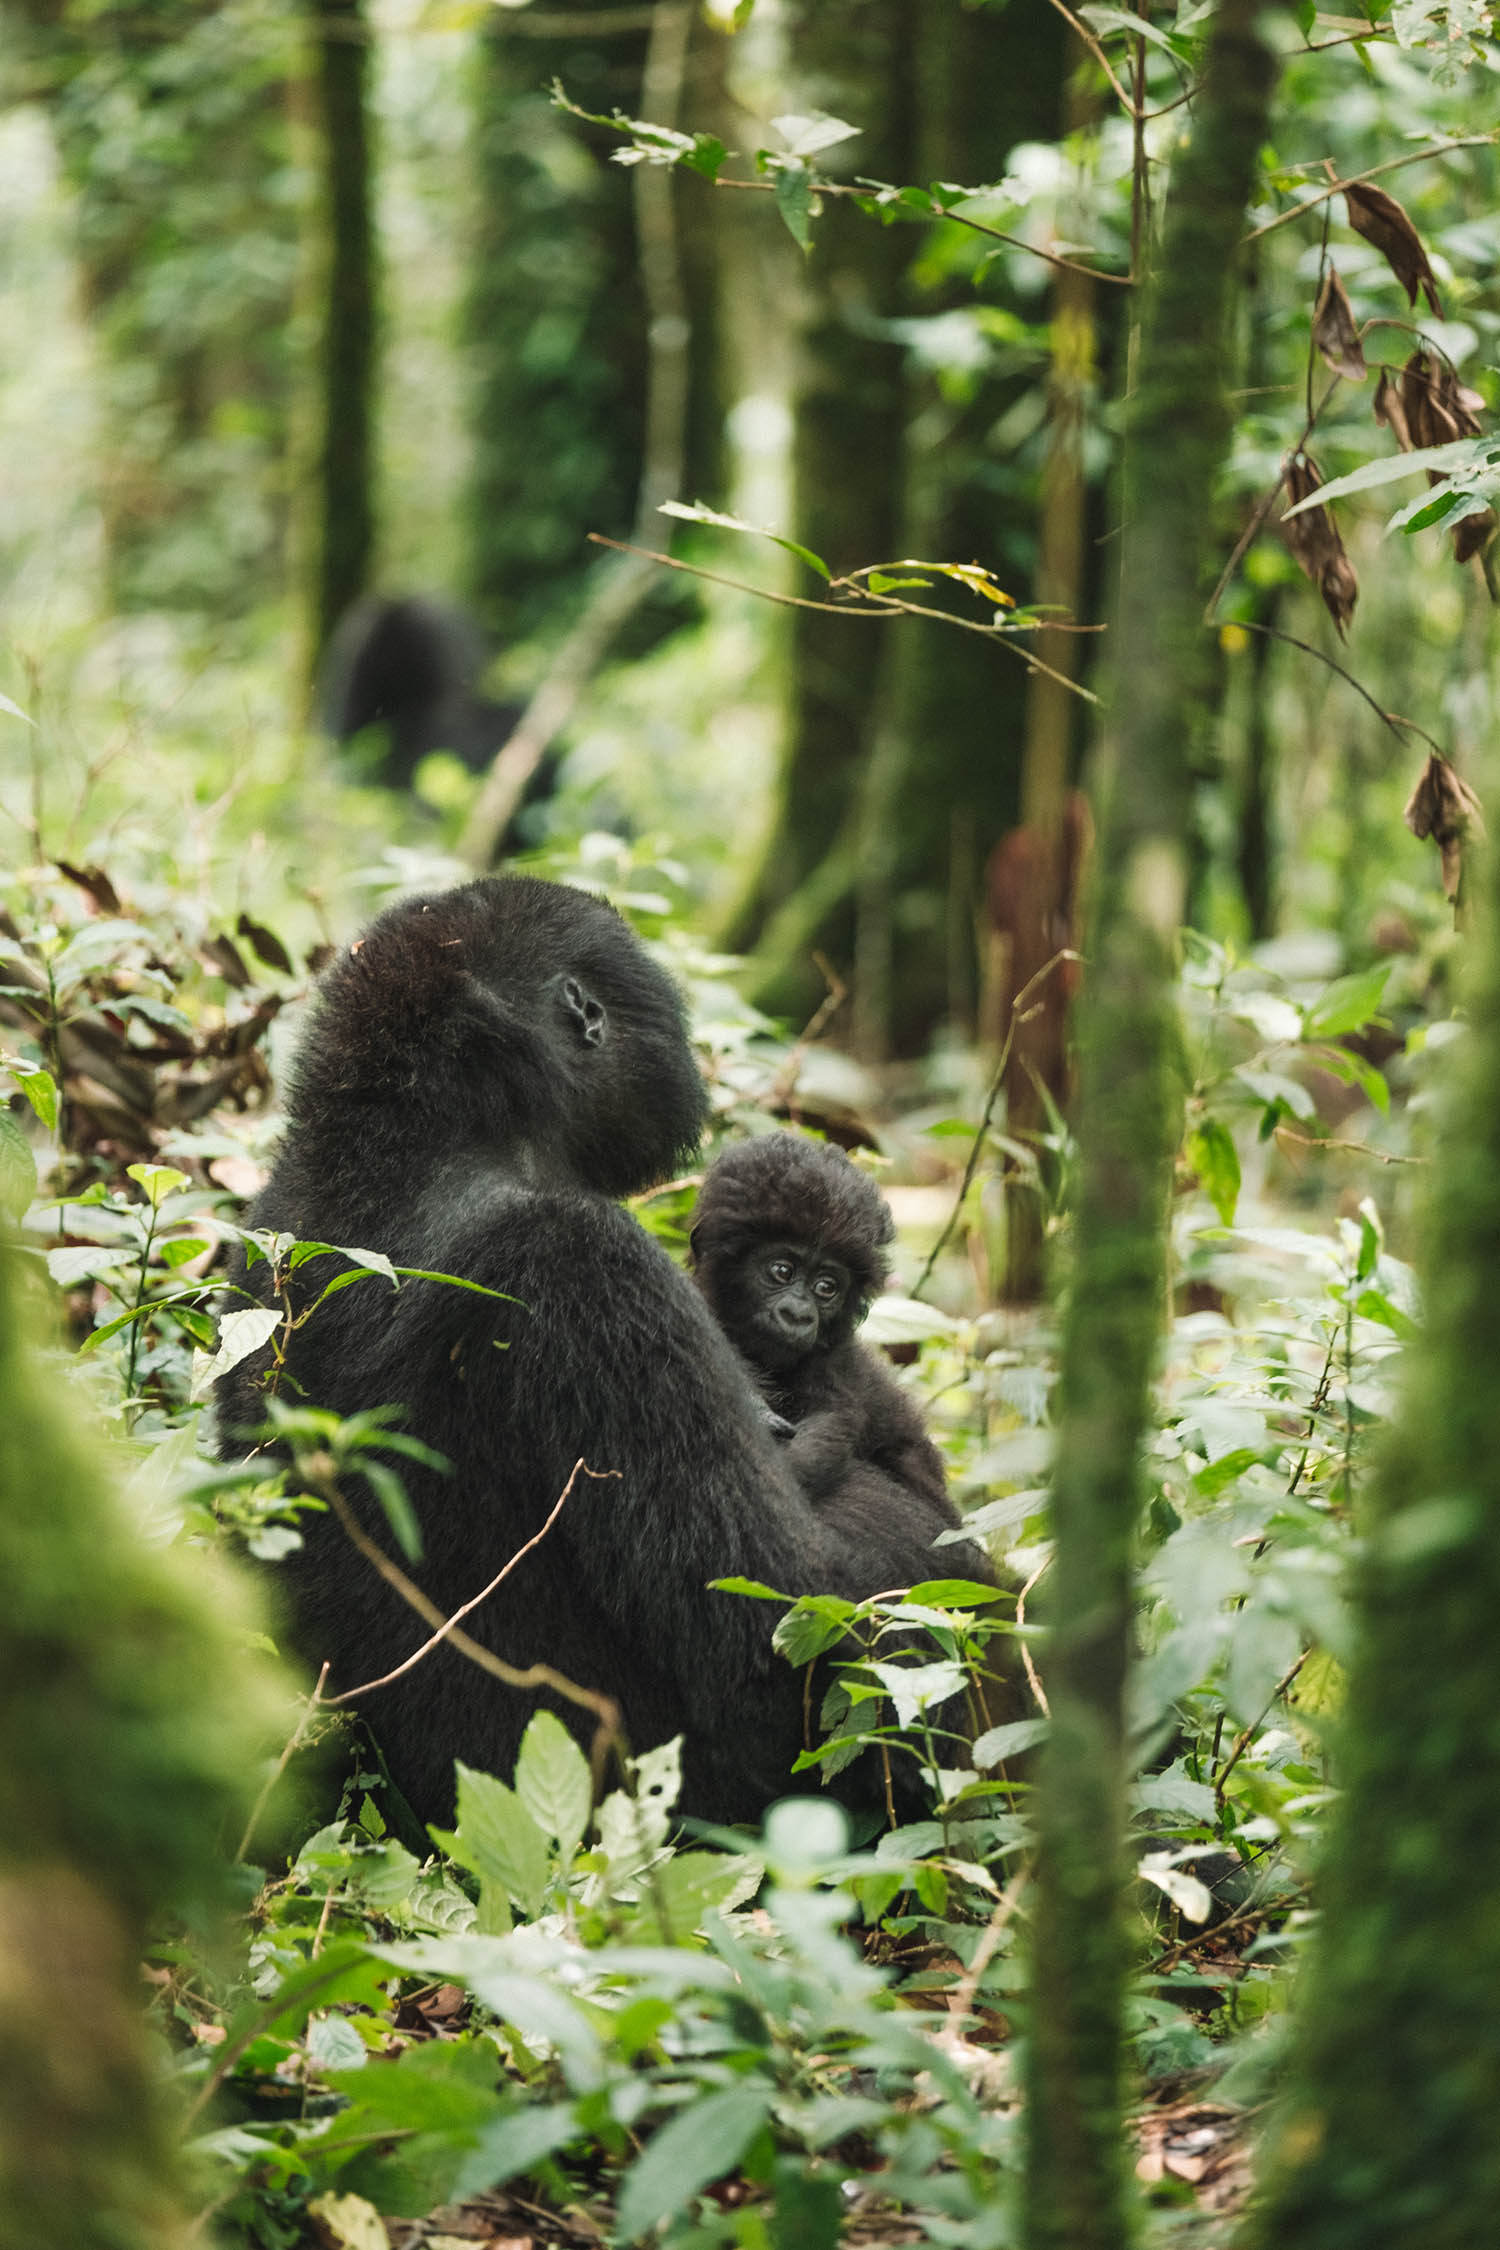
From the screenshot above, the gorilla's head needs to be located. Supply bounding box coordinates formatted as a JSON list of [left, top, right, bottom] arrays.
[[290, 876, 708, 1197], [689, 1134, 895, 1373]]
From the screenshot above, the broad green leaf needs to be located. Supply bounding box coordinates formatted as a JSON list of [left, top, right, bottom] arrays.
[[973, 1716, 1049, 1767], [10, 1063, 57, 1130], [1301, 962, 1390, 1040], [1281, 435, 1498, 514], [160, 1236, 211, 1267], [192, 1307, 281, 1392], [1080, 2, 1194, 53], [449, 2101, 579, 2198], [1353, 1286, 1418, 1340], [773, 161, 815, 252], [709, 1575, 794, 1601], [514, 1710, 592, 1859], [450, 1762, 552, 1921], [615, 2084, 774, 2241], [904, 1577, 1007, 1607], [1186, 1119, 1241, 1225], [773, 1602, 852, 1665], [46, 1244, 134, 1288], [770, 110, 861, 158], [0, 1112, 36, 1219], [127, 1161, 191, 1208], [862, 1294, 958, 1345]]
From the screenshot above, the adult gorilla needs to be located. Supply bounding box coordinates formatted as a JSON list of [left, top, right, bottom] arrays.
[[220, 877, 994, 1826]]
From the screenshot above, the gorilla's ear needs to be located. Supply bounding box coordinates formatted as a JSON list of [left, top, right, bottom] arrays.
[[687, 1222, 703, 1266], [559, 975, 607, 1049]]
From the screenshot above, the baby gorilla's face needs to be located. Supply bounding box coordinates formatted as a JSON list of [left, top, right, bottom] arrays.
[[738, 1239, 852, 1373]]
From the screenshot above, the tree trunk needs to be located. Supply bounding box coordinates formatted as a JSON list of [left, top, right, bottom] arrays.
[[464, 0, 650, 646], [1023, 3, 1286, 2245], [724, 0, 1067, 1054], [307, 0, 379, 673], [0, 1257, 280, 2249], [1244, 770, 1500, 2247]]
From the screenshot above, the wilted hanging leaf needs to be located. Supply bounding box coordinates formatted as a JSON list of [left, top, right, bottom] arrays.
[[1400, 350, 1469, 450], [1404, 752, 1483, 904], [1372, 367, 1413, 450], [1281, 454, 1359, 637], [1344, 180, 1442, 316], [1453, 504, 1497, 565], [236, 911, 294, 976], [1312, 268, 1367, 382], [1397, 352, 1490, 564]]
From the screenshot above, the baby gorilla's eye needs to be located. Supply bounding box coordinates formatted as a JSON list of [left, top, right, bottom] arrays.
[[767, 1260, 796, 1286], [813, 1273, 841, 1301]]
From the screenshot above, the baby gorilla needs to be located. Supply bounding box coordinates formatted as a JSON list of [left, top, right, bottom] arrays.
[[690, 1135, 976, 1582]]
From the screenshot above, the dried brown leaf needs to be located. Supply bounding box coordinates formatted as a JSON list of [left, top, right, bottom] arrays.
[[1453, 505, 1497, 566], [1312, 267, 1367, 382], [1400, 350, 1462, 451], [1404, 752, 1483, 904], [1373, 368, 1412, 450], [1281, 454, 1359, 637], [1344, 181, 1442, 316]]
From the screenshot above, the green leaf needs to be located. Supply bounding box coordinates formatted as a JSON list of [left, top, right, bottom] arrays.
[[514, 1711, 592, 1859], [1307, 1042, 1390, 1114], [1281, 436, 1498, 515], [615, 2085, 774, 2241], [10, 1063, 57, 1130], [680, 132, 728, 181], [905, 1577, 1006, 1608], [773, 162, 815, 252], [46, 1244, 135, 1288], [1186, 1119, 1241, 1225], [0, 1112, 35, 1220], [450, 2101, 579, 2199], [773, 1601, 853, 1665], [709, 1575, 794, 1601], [1079, 3, 1192, 54], [160, 1236, 211, 1268], [1353, 1286, 1418, 1340], [973, 1716, 1049, 1767], [770, 110, 861, 159], [361, 1461, 423, 1564], [450, 1763, 552, 1921], [658, 499, 831, 580], [126, 1161, 191, 1209], [1301, 962, 1390, 1040]]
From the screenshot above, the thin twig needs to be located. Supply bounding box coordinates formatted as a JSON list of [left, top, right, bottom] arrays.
[[1273, 1122, 1424, 1168], [235, 1661, 331, 1864], [1234, 621, 1446, 758], [1213, 1650, 1309, 1802], [322, 1459, 601, 1703], [1244, 135, 1497, 245], [1041, 0, 1135, 111], [770, 953, 849, 1114], [308, 1465, 626, 1784], [950, 1865, 1032, 2023], [911, 950, 1082, 1300], [1148, 1887, 1300, 1975], [587, 536, 1101, 701], [1204, 377, 1340, 621], [1015, 1554, 1052, 1719]]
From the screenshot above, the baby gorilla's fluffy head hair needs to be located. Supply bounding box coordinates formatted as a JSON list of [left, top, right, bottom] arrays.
[[690, 1133, 895, 1312]]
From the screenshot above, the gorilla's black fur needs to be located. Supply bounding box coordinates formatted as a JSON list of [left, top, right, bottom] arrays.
[[690, 1136, 987, 1576], [218, 878, 983, 1827]]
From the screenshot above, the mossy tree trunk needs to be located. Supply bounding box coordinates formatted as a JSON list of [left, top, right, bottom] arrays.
[[724, 0, 1067, 1053], [1023, 3, 1286, 2245], [0, 1254, 280, 2249], [1244, 740, 1500, 2245], [307, 0, 378, 673], [464, 1, 650, 647]]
